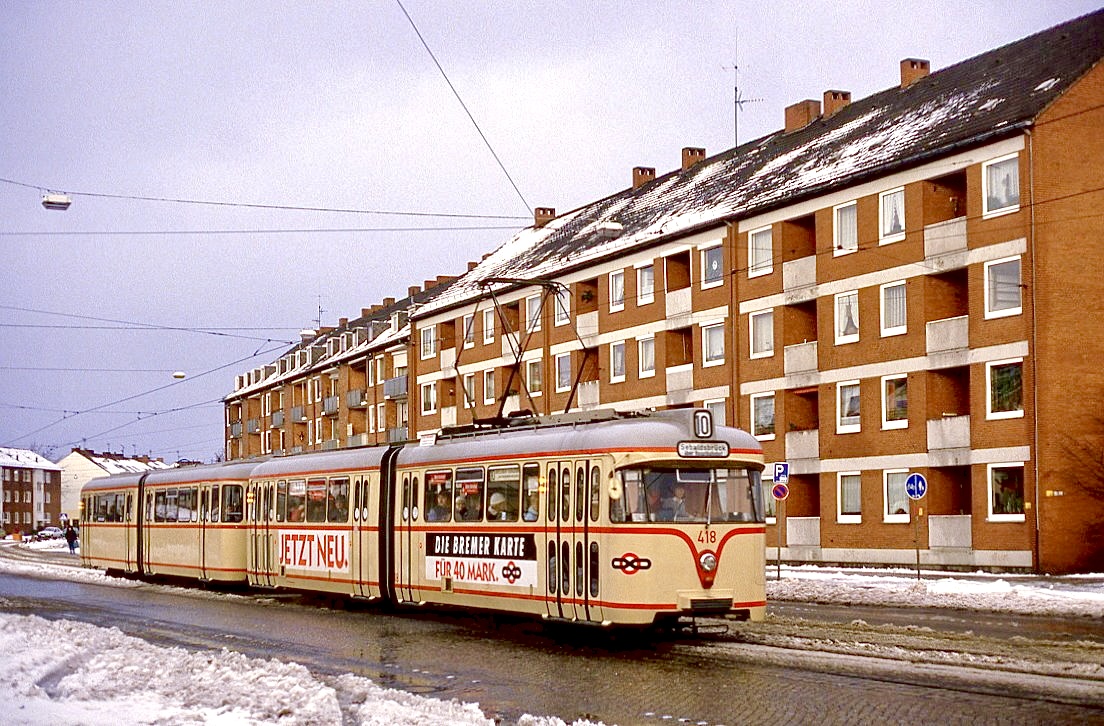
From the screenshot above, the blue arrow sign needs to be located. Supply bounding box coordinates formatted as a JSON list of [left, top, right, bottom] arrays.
[[905, 473, 928, 500]]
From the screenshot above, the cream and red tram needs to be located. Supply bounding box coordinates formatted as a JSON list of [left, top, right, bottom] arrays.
[[81, 408, 766, 627]]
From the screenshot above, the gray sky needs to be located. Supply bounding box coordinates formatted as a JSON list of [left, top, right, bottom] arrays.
[[2, 0, 1097, 463]]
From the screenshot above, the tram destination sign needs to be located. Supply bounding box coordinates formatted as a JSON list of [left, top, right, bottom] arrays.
[[677, 441, 730, 458]]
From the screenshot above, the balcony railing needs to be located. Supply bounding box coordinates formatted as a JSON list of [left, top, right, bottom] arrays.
[[347, 433, 370, 448], [926, 315, 969, 355], [785, 428, 820, 463], [291, 405, 307, 423], [783, 341, 818, 376], [924, 216, 967, 261], [346, 389, 368, 408], [782, 255, 816, 297], [229, 422, 243, 439], [246, 419, 261, 434], [387, 427, 408, 443], [323, 395, 340, 416], [321, 438, 340, 450], [270, 410, 284, 428], [383, 375, 408, 400]]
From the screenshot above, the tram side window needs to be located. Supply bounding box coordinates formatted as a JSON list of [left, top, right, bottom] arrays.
[[165, 489, 180, 522], [178, 487, 198, 522], [589, 466, 601, 522], [614, 466, 765, 523], [275, 481, 285, 523], [222, 485, 244, 523], [487, 466, 520, 521], [712, 468, 765, 523], [287, 480, 306, 522], [328, 478, 350, 522], [210, 485, 221, 522], [153, 490, 166, 522], [522, 463, 540, 521], [454, 468, 484, 522], [546, 467, 558, 522], [306, 478, 327, 522], [425, 470, 453, 522]]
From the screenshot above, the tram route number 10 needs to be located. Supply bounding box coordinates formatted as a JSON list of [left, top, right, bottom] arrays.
[[697, 530, 717, 544]]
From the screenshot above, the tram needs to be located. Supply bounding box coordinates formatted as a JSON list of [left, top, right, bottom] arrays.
[[81, 408, 767, 627]]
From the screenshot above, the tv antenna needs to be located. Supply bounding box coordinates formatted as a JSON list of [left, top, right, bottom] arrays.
[[723, 34, 762, 147], [315, 295, 326, 330]]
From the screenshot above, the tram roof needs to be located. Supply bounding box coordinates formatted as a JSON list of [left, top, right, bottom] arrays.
[[248, 445, 388, 480], [82, 459, 266, 492]]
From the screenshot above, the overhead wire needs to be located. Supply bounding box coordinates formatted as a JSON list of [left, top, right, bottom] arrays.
[[0, 225, 525, 237]]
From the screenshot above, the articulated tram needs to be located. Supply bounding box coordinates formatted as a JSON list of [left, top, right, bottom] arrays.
[[82, 408, 767, 627]]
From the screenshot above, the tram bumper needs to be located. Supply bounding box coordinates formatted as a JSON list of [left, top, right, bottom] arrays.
[[676, 590, 735, 616]]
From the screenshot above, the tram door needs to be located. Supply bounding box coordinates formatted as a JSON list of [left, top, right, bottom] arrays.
[[142, 489, 155, 576], [395, 472, 419, 603], [198, 485, 216, 580], [249, 482, 278, 587], [543, 461, 577, 621], [351, 475, 373, 598]]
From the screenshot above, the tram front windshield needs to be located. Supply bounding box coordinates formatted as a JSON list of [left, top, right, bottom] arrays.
[[613, 466, 764, 524]]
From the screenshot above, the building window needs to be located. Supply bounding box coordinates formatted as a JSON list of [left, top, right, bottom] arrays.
[[879, 187, 905, 243], [527, 360, 543, 396], [702, 323, 725, 366], [748, 226, 773, 277], [883, 470, 909, 523], [368, 403, 377, 432], [833, 201, 858, 254], [483, 308, 495, 343], [420, 326, 436, 359], [637, 336, 655, 378], [609, 270, 625, 312], [835, 290, 859, 344], [983, 153, 1020, 217], [988, 463, 1025, 521], [751, 392, 775, 440], [483, 370, 496, 405], [463, 314, 475, 348], [554, 288, 570, 326], [555, 353, 572, 392], [985, 256, 1022, 319], [462, 373, 475, 409], [377, 402, 386, 431], [610, 341, 626, 383], [750, 309, 774, 358], [880, 281, 907, 336], [637, 265, 655, 305], [701, 245, 724, 288], [837, 380, 861, 433], [525, 294, 542, 332], [987, 358, 1024, 419], [881, 374, 908, 430], [837, 472, 862, 523], [704, 398, 726, 426]]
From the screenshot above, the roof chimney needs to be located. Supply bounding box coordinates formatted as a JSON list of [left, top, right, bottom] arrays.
[[383, 297, 395, 307], [437, 275, 456, 286], [339, 317, 348, 327], [467, 260, 478, 272], [632, 166, 656, 189], [409, 285, 421, 297], [784, 99, 821, 133], [361, 307, 371, 317], [900, 58, 930, 88], [681, 147, 706, 171], [534, 207, 556, 227], [822, 90, 851, 118]]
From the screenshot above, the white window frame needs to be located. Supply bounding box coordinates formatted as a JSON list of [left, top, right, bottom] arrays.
[[837, 471, 862, 524], [835, 290, 860, 344], [749, 309, 774, 359], [420, 325, 436, 360], [986, 358, 1025, 420], [703, 398, 727, 427], [462, 313, 475, 349], [483, 308, 495, 344], [702, 322, 725, 367], [609, 341, 626, 383], [377, 402, 386, 431], [833, 201, 858, 255], [554, 353, 572, 393], [554, 288, 571, 326], [527, 359, 542, 397], [609, 270, 625, 312], [462, 373, 476, 408], [637, 335, 655, 379], [637, 265, 655, 305], [982, 152, 1020, 218], [880, 280, 907, 337], [881, 374, 908, 430], [525, 294, 542, 332], [879, 187, 905, 244], [701, 244, 724, 289], [984, 256, 1022, 319], [747, 225, 773, 278], [483, 369, 496, 405], [368, 403, 376, 432], [750, 392, 775, 441], [837, 380, 861, 434], [883, 469, 910, 523], [987, 462, 1026, 522]]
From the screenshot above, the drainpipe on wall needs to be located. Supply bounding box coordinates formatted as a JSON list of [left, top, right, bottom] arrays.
[[1027, 128, 1042, 573]]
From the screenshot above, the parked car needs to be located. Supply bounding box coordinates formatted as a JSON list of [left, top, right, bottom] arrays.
[[36, 527, 64, 540]]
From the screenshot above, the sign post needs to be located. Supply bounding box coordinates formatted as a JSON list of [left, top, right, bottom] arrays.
[[905, 473, 928, 582], [771, 471, 789, 582]]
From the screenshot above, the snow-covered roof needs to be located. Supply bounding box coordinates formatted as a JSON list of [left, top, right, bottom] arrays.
[[0, 447, 61, 472], [72, 449, 174, 475], [417, 9, 1104, 318]]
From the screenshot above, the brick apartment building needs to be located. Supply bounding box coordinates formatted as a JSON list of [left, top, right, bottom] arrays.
[[0, 447, 62, 535], [225, 11, 1104, 573]]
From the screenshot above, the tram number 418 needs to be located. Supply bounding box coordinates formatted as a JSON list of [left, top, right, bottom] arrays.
[[697, 530, 717, 544]]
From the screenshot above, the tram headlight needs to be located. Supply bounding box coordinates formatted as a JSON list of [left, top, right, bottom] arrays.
[[699, 552, 717, 572]]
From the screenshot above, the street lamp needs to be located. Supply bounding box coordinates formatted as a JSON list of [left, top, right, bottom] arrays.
[[42, 193, 72, 211]]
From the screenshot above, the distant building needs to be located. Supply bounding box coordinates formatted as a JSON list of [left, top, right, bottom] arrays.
[[55, 449, 174, 524], [0, 447, 62, 535]]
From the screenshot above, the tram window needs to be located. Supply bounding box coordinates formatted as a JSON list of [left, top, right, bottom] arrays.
[[575, 541, 584, 596], [164, 489, 181, 522], [522, 463, 540, 522], [425, 470, 453, 522], [560, 541, 570, 595], [613, 466, 765, 524], [271, 481, 282, 522], [360, 480, 370, 522], [547, 541, 557, 594], [328, 478, 350, 522], [223, 485, 244, 523], [287, 480, 305, 522], [402, 475, 410, 519], [574, 466, 585, 522], [145, 493, 154, 522], [487, 466, 520, 521], [200, 490, 208, 522], [546, 467, 558, 523], [589, 541, 600, 597], [455, 468, 484, 521], [353, 479, 361, 522], [589, 466, 601, 522], [560, 467, 571, 523], [411, 477, 419, 521], [105, 495, 118, 522], [178, 487, 197, 522], [306, 479, 327, 522]]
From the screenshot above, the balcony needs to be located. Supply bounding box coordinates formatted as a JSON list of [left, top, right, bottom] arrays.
[[929, 515, 972, 549], [783, 341, 817, 376], [665, 365, 694, 405], [387, 427, 408, 443], [291, 405, 307, 423], [346, 389, 368, 408], [926, 316, 969, 366], [577, 380, 599, 408], [347, 433, 370, 448], [665, 287, 692, 321], [323, 395, 340, 416], [785, 429, 820, 467], [246, 419, 261, 434], [576, 310, 599, 347], [229, 422, 243, 439], [384, 375, 408, 400], [928, 415, 971, 466], [924, 217, 967, 270], [782, 255, 816, 300], [270, 410, 284, 428], [321, 438, 340, 450]]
